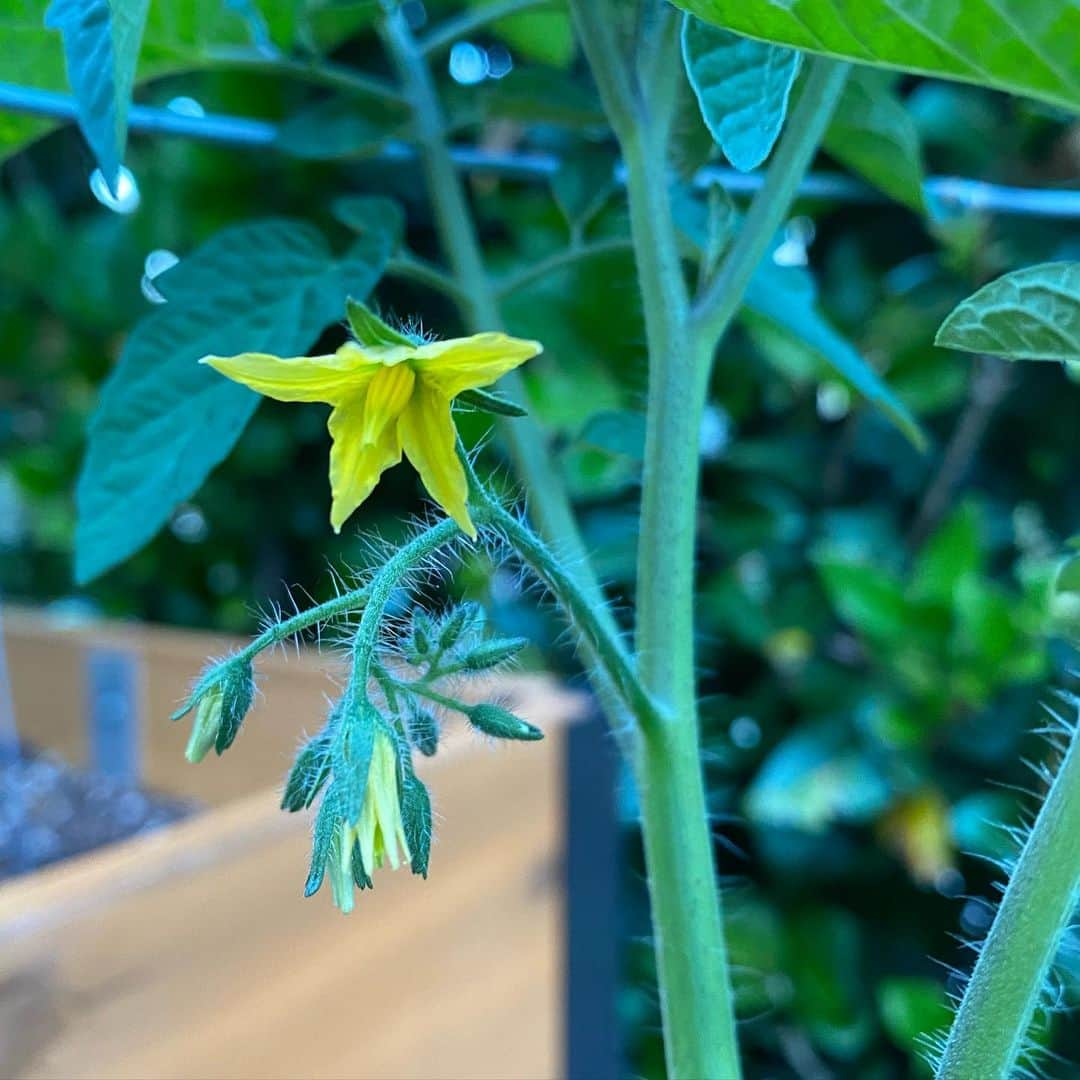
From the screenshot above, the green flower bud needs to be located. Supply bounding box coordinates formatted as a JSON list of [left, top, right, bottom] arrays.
[[409, 706, 440, 757], [406, 610, 435, 662], [466, 702, 543, 741], [175, 657, 255, 763], [437, 601, 484, 650], [460, 636, 529, 672]]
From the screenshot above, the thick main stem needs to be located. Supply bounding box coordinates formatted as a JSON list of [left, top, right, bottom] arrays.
[[937, 707, 1080, 1079], [568, 3, 739, 1077]]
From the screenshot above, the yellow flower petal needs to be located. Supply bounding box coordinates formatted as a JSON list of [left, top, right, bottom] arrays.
[[398, 381, 475, 537], [327, 393, 402, 532], [410, 332, 541, 400], [201, 342, 381, 404], [358, 363, 415, 445]]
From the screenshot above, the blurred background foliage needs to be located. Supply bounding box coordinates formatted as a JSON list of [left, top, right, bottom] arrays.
[[2, 1, 1080, 1076]]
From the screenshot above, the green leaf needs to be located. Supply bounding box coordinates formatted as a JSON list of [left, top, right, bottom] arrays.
[[823, 70, 926, 212], [745, 725, 892, 833], [276, 95, 407, 160], [815, 553, 910, 642], [674, 0, 1080, 112], [579, 410, 647, 461], [75, 218, 390, 582], [551, 146, 616, 235], [345, 298, 414, 348], [331, 195, 406, 251], [44, 0, 149, 192], [877, 977, 951, 1063], [911, 503, 984, 603], [1057, 554, 1080, 595], [484, 5, 576, 68], [745, 258, 926, 448], [456, 386, 528, 417], [936, 262, 1080, 361], [681, 14, 802, 172]]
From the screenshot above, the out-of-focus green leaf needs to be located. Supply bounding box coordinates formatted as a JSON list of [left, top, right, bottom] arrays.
[[276, 95, 407, 159], [0, 0, 337, 162], [482, 3, 576, 67], [1057, 554, 1080, 594], [787, 908, 874, 1059], [551, 146, 616, 235], [745, 259, 926, 449], [45, 0, 149, 192], [75, 217, 391, 582], [681, 14, 801, 172], [673, 0, 1080, 112], [815, 552, 909, 642], [823, 69, 926, 212], [746, 725, 892, 832], [877, 977, 951, 1067], [936, 263, 1080, 361], [911, 503, 984, 603], [470, 68, 605, 128], [579, 410, 646, 461]]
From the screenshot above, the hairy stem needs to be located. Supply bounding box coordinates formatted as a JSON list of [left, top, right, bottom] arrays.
[[233, 581, 373, 667], [569, 3, 740, 1076], [937, 704, 1080, 1079], [348, 518, 462, 689], [470, 490, 664, 733]]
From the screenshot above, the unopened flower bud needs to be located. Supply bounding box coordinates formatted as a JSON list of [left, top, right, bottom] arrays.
[[466, 702, 543, 741], [174, 657, 255, 763]]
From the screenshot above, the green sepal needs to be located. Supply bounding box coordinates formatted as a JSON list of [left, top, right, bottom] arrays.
[[437, 601, 485, 651], [466, 702, 544, 741], [346, 297, 414, 348], [333, 697, 377, 826], [408, 705, 440, 757], [461, 637, 529, 672], [304, 785, 341, 898], [281, 721, 335, 812], [399, 756, 433, 878], [214, 658, 255, 754], [456, 387, 528, 417], [350, 840, 373, 891], [405, 609, 436, 663]]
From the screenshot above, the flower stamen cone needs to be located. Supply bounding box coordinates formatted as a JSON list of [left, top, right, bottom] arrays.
[[201, 315, 541, 536]]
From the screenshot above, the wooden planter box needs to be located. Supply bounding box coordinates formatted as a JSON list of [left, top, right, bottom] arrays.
[[0, 608, 614, 1080]]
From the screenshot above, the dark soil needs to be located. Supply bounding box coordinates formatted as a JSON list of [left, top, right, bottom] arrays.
[[0, 744, 197, 882]]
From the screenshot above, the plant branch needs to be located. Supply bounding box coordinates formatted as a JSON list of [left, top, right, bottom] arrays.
[[349, 517, 462, 689], [467, 482, 666, 734], [206, 47, 407, 105], [233, 581, 373, 667], [570, 2, 740, 1077], [693, 58, 851, 347], [494, 238, 634, 297], [386, 252, 471, 307], [419, 0, 556, 55], [936, 699, 1080, 1078]]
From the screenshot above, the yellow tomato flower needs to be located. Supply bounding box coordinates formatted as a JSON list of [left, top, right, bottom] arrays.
[[330, 730, 411, 912], [201, 331, 541, 536]]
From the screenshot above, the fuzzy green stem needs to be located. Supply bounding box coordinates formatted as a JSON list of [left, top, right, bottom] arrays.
[[233, 581, 373, 667], [349, 517, 462, 689], [469, 491, 665, 733], [569, 3, 739, 1077], [378, 6, 631, 733], [937, 708, 1080, 1079]]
